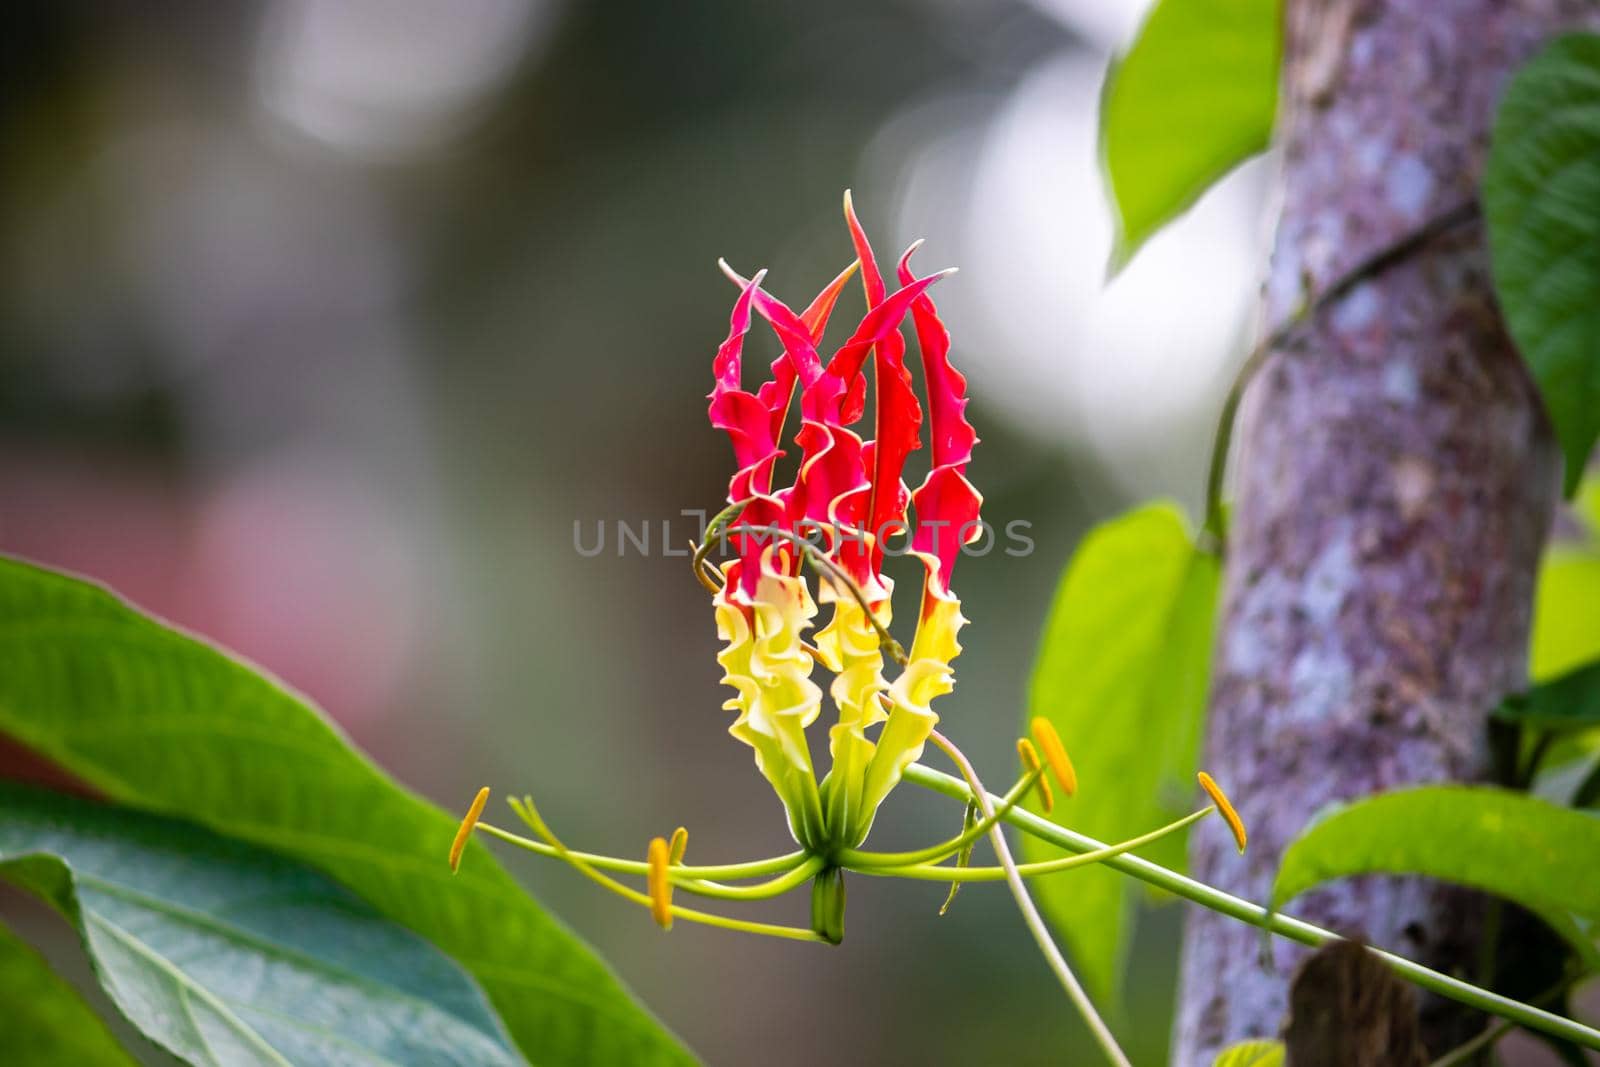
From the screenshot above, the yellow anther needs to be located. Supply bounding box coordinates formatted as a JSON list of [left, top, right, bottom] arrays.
[[647, 836, 674, 929], [1016, 738, 1055, 813], [1029, 717, 1077, 797], [668, 826, 689, 865], [449, 787, 490, 873], [1198, 772, 1247, 853]]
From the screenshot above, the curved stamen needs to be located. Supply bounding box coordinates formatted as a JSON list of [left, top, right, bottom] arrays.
[[834, 761, 1045, 869], [505, 796, 827, 943], [674, 854, 827, 901], [476, 820, 808, 881], [668, 826, 689, 865], [849, 807, 1212, 882]]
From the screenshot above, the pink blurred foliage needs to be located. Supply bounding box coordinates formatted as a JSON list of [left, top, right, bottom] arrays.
[[0, 449, 419, 735]]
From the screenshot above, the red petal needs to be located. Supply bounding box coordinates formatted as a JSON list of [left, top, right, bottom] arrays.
[[708, 244, 963, 606], [910, 466, 982, 600], [719, 257, 857, 347], [813, 271, 947, 593], [898, 243, 978, 471], [708, 271, 785, 501], [898, 244, 982, 600], [836, 192, 885, 426], [840, 201, 922, 582], [762, 260, 860, 453], [800, 259, 861, 343], [823, 269, 952, 403], [842, 189, 888, 307]]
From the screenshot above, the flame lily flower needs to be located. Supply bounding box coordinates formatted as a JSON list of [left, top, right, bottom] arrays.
[[706, 194, 981, 852], [449, 194, 1251, 1067]]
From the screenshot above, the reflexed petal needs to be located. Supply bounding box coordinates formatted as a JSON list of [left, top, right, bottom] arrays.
[[763, 260, 862, 448], [897, 243, 978, 471], [840, 197, 924, 592], [707, 271, 783, 503], [899, 243, 983, 603]]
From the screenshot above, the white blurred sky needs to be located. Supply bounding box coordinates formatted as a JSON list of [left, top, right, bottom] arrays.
[[257, 0, 558, 161]]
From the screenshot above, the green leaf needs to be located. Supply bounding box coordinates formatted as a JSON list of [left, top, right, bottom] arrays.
[[1532, 475, 1600, 681], [1023, 503, 1220, 1001], [0, 557, 694, 1066], [1102, 0, 1281, 265], [0, 785, 524, 1067], [1211, 1039, 1285, 1067], [1576, 756, 1600, 808], [1497, 659, 1600, 731], [1484, 33, 1600, 495], [1535, 549, 1600, 681], [1272, 785, 1600, 924], [0, 914, 137, 1065]]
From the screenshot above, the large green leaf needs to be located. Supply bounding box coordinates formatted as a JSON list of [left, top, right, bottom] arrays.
[[1532, 476, 1600, 681], [0, 557, 694, 1066], [1497, 659, 1600, 732], [1023, 503, 1220, 1001], [1211, 1040, 1284, 1067], [0, 913, 137, 1065], [0, 785, 523, 1067], [1484, 33, 1600, 495], [1101, 0, 1281, 265], [1272, 785, 1600, 923]]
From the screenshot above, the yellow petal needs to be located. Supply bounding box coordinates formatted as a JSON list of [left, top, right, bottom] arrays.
[[714, 566, 824, 838]]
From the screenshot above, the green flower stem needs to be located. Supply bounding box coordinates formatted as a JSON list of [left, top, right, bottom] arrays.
[[1426, 978, 1572, 1067], [927, 732, 1132, 1067], [853, 807, 1212, 882], [835, 764, 1044, 869], [476, 821, 806, 881], [504, 797, 826, 943], [902, 762, 1600, 1052]]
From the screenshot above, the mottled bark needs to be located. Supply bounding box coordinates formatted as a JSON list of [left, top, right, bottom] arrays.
[[1174, 2, 1597, 1063], [1282, 942, 1426, 1067]]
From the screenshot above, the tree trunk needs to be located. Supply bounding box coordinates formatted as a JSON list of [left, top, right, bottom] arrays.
[[1173, 2, 1595, 1063]]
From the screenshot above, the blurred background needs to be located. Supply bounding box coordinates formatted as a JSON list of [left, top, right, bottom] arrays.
[[0, 2, 1271, 1063]]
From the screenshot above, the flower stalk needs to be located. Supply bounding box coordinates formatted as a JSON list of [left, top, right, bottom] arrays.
[[927, 728, 1132, 1067]]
